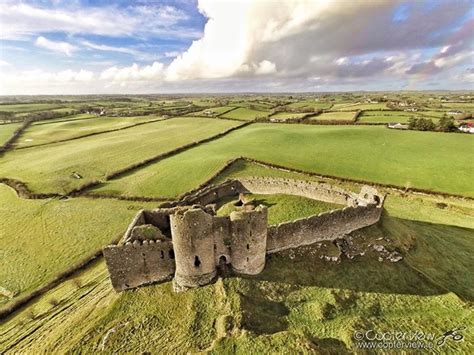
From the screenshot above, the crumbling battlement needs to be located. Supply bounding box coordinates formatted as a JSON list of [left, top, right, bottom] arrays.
[[103, 178, 384, 292]]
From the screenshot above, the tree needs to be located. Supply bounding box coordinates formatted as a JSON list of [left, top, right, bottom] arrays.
[[438, 116, 456, 132], [407, 117, 418, 130], [416, 118, 435, 131]]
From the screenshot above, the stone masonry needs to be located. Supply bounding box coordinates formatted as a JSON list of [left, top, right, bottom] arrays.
[[103, 177, 384, 292]]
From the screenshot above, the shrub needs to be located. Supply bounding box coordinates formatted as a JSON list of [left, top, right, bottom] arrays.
[[438, 116, 456, 132]]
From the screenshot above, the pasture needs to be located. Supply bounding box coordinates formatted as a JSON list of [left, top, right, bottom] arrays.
[[310, 111, 356, 121], [221, 107, 270, 120], [0, 122, 22, 145], [0, 117, 241, 194], [0, 184, 156, 305], [93, 124, 474, 198], [188, 106, 237, 116], [269, 112, 309, 120], [285, 100, 331, 110], [15, 115, 163, 147], [0, 103, 66, 113], [0, 93, 473, 354], [332, 102, 389, 111], [359, 110, 415, 123]]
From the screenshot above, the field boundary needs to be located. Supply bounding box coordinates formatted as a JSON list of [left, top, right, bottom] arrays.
[[0, 120, 32, 154], [64, 120, 254, 196], [0, 247, 114, 320]]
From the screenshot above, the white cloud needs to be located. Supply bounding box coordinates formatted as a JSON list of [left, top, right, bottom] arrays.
[[100, 62, 164, 82], [35, 36, 76, 56], [255, 60, 276, 75], [165, 0, 472, 82], [0, 1, 197, 40]]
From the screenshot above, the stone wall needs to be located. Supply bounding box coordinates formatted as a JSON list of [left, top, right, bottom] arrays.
[[103, 240, 175, 292], [176, 176, 361, 208], [103, 177, 384, 292], [238, 177, 358, 205], [266, 204, 382, 253]]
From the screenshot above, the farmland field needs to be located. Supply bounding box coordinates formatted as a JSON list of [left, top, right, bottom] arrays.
[[359, 110, 415, 123], [15, 115, 164, 147], [93, 124, 474, 198], [332, 102, 389, 111], [0, 184, 157, 305], [188, 106, 236, 116], [31, 113, 96, 125], [0, 116, 241, 193], [285, 101, 331, 110], [0, 103, 66, 113], [0, 122, 21, 145], [0, 93, 473, 354], [221, 107, 270, 120], [310, 111, 356, 121], [269, 112, 309, 120]]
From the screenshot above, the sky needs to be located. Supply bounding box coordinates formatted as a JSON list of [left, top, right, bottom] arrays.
[[0, 0, 473, 95]]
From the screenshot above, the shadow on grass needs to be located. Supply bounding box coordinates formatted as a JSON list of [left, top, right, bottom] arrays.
[[248, 214, 474, 299]]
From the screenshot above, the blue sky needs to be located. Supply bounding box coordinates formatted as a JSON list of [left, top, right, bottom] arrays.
[[0, 0, 472, 94]]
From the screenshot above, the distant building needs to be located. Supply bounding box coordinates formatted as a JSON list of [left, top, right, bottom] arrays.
[[458, 124, 474, 133], [388, 122, 408, 129]]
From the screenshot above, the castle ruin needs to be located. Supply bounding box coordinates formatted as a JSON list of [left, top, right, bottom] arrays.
[[103, 177, 384, 292]]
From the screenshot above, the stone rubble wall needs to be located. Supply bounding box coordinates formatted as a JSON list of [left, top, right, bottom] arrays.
[[103, 240, 175, 292], [266, 204, 383, 253], [103, 177, 384, 292], [237, 177, 358, 206]]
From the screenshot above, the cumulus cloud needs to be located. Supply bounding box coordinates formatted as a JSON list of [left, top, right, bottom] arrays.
[[35, 36, 76, 56], [255, 60, 276, 75], [100, 62, 164, 82], [1, 0, 472, 94], [166, 0, 472, 82]]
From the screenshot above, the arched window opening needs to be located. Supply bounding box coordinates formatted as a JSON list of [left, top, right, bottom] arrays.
[[194, 255, 201, 267]]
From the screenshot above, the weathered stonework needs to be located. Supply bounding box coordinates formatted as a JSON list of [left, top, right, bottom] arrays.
[[103, 177, 384, 292]]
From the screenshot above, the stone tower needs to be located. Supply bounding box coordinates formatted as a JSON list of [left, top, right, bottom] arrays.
[[170, 208, 216, 291], [230, 205, 268, 275]]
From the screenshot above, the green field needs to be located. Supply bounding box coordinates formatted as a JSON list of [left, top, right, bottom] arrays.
[[0, 103, 66, 113], [332, 102, 389, 111], [15, 116, 163, 147], [285, 101, 331, 110], [94, 124, 474, 198], [217, 193, 342, 225], [441, 102, 474, 110], [31, 113, 96, 126], [188, 106, 236, 116], [0, 117, 241, 194], [0, 122, 22, 145], [359, 110, 415, 123], [1, 93, 473, 353], [311, 111, 356, 121], [269, 112, 309, 120], [0, 184, 157, 306], [221, 107, 270, 120]]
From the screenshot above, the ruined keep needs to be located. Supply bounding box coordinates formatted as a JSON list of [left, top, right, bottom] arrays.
[[103, 177, 385, 292]]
